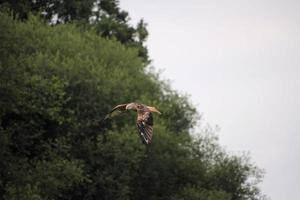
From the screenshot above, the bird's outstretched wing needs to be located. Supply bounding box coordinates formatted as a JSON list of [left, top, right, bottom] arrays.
[[104, 104, 128, 120], [136, 111, 154, 144]]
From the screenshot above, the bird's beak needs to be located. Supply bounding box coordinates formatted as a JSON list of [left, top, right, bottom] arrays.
[[148, 106, 161, 114]]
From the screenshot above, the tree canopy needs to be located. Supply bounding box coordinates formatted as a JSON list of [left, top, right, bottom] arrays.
[[0, 2, 266, 200], [1, 0, 148, 61]]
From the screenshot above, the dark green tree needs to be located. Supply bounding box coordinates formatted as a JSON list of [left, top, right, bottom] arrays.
[[0, 10, 266, 200], [0, 0, 149, 61]]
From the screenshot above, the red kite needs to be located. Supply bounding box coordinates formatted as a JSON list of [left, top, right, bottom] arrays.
[[104, 103, 161, 144]]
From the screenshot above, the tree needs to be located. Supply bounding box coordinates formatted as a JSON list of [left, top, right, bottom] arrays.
[[0, 11, 266, 200], [0, 0, 149, 62]]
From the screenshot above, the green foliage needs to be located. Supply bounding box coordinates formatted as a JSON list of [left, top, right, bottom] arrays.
[[0, 11, 266, 200], [0, 0, 149, 62], [171, 187, 232, 200]]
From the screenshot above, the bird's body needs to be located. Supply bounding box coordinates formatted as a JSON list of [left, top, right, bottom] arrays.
[[104, 103, 161, 144]]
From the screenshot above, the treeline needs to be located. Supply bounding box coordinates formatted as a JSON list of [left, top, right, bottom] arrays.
[[0, 1, 265, 200]]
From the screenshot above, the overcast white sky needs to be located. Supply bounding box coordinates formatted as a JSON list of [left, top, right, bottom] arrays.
[[120, 1, 300, 199]]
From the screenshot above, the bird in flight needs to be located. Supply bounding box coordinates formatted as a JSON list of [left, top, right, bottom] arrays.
[[104, 103, 161, 144]]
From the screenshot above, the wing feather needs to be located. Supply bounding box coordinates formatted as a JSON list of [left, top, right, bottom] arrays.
[[136, 112, 154, 144], [104, 104, 128, 120]]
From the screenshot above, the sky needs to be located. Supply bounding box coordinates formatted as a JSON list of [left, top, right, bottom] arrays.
[[120, 1, 300, 200]]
